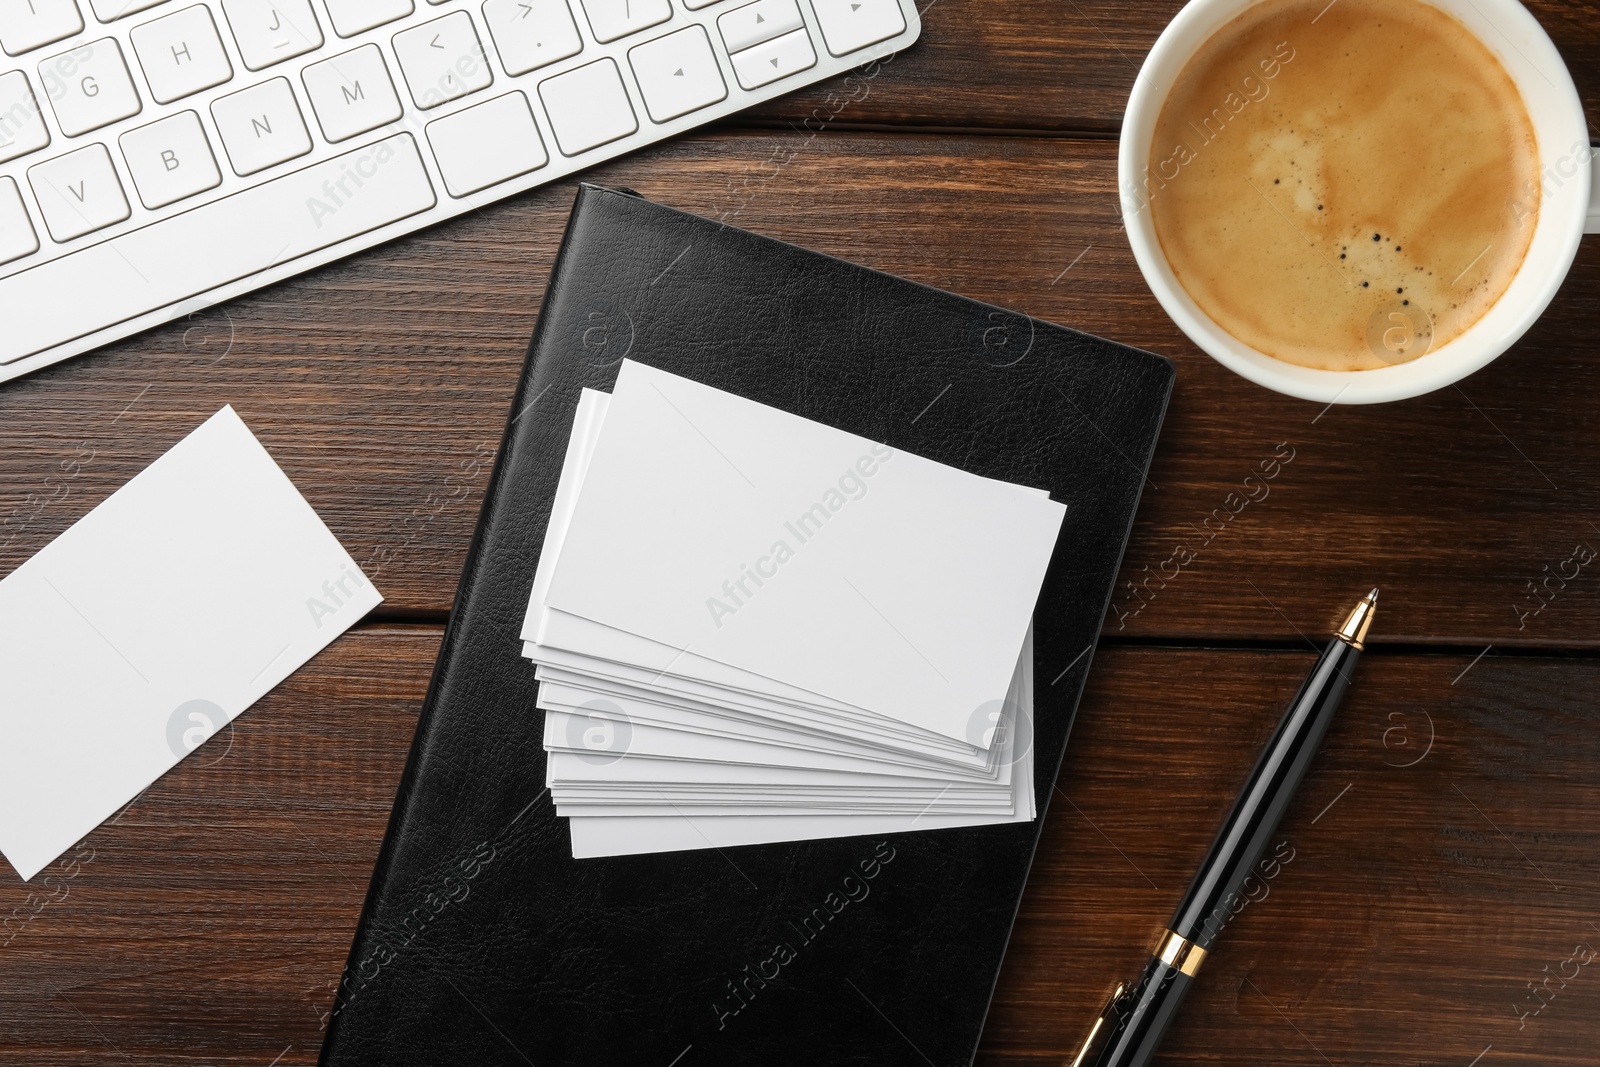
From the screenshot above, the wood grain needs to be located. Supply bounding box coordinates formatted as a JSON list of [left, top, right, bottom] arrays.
[[4, 634, 1597, 1065], [3, 6, 1599, 1062], [987, 645, 1600, 1065], [0, 625, 435, 1065], [4, 132, 1597, 644], [742, 0, 1600, 135]]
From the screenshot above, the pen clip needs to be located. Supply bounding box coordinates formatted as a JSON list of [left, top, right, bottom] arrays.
[[1069, 980, 1131, 1067]]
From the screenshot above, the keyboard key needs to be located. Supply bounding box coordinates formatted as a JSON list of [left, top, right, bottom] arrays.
[[28, 142, 130, 241], [729, 25, 812, 89], [2, 0, 925, 378], [0, 0, 82, 57], [302, 44, 402, 142], [0, 134, 436, 364], [119, 108, 220, 207], [38, 38, 143, 135], [131, 5, 233, 103], [537, 56, 633, 155], [717, 0, 802, 54], [482, 0, 581, 77], [578, 0, 667, 44], [220, 0, 322, 70], [393, 11, 492, 109], [425, 89, 544, 197], [211, 75, 310, 174], [89, 0, 170, 21], [628, 25, 724, 124], [810, 0, 904, 56], [0, 175, 39, 264], [323, 0, 412, 38], [0, 70, 50, 163]]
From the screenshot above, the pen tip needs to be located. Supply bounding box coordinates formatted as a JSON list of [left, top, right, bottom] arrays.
[[1336, 588, 1378, 648]]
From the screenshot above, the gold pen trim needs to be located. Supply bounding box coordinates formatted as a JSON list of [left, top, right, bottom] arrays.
[[1069, 982, 1127, 1067], [1068, 1015, 1107, 1067], [1074, 590, 1371, 1065], [1155, 930, 1208, 978], [1335, 587, 1379, 650], [1068, 938, 1208, 1065], [1156, 929, 1185, 966]]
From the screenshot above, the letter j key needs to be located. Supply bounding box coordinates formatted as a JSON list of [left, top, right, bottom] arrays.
[[220, 0, 323, 71]]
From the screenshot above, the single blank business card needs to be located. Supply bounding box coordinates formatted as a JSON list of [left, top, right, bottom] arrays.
[[0, 407, 381, 881]]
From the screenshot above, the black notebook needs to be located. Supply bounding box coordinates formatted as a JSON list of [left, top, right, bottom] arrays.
[[319, 184, 1173, 1067]]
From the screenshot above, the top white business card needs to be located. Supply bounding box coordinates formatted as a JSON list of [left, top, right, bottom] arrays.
[[544, 361, 1065, 744], [0, 407, 381, 881]]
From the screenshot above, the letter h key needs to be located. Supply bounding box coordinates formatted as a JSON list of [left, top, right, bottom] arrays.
[[131, 6, 235, 104]]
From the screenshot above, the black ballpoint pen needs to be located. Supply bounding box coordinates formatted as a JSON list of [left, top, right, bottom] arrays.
[[1070, 588, 1379, 1067]]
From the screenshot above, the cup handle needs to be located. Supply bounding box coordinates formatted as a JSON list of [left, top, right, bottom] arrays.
[[1588, 151, 1600, 235]]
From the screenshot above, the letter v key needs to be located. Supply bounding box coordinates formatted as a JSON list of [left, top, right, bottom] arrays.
[[28, 143, 131, 242]]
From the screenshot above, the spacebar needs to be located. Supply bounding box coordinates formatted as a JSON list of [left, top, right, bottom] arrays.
[[1, 134, 436, 364]]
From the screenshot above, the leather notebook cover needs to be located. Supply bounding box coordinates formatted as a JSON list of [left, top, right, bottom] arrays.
[[319, 184, 1174, 1067]]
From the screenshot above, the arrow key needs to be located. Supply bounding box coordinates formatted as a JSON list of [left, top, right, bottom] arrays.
[[811, 0, 905, 56], [729, 26, 814, 90], [393, 11, 494, 110], [718, 0, 803, 54], [629, 24, 727, 124]]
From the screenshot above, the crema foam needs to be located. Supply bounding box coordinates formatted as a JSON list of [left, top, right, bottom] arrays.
[[1147, 0, 1540, 371]]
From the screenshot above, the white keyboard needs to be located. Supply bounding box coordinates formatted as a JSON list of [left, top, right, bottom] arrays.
[[0, 0, 920, 382]]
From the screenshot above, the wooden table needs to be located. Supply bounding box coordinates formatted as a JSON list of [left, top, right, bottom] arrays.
[[3, 2, 1599, 1063]]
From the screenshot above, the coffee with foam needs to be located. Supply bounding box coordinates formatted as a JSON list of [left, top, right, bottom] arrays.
[[1146, 0, 1540, 372]]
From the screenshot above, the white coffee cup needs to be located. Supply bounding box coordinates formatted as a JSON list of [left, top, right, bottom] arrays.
[[1120, 0, 1600, 404]]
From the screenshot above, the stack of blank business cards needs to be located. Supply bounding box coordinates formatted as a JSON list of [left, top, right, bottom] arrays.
[[520, 361, 1066, 858]]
